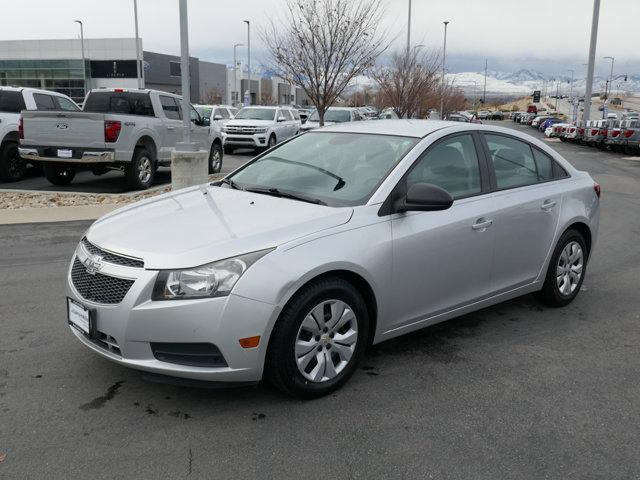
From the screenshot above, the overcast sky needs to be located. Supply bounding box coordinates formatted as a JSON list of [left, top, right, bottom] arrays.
[[1, 0, 638, 76]]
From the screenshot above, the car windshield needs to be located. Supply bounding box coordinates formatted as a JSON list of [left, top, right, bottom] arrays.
[[228, 132, 418, 207], [234, 107, 276, 120], [195, 106, 212, 118], [309, 109, 351, 123]]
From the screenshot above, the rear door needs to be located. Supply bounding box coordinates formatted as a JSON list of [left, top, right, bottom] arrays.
[[159, 95, 183, 153], [388, 133, 496, 329], [480, 133, 563, 292]]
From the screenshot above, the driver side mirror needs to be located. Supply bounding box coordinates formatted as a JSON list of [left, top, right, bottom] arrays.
[[394, 183, 453, 213], [213, 114, 223, 121], [277, 116, 286, 122]]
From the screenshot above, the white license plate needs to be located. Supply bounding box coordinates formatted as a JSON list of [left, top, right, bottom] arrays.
[[57, 149, 72, 158], [67, 297, 91, 335]]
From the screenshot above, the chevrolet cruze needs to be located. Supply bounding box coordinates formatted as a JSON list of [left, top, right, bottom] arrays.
[[66, 120, 600, 398]]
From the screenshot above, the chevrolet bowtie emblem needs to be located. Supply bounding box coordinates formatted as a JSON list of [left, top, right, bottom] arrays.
[[84, 254, 104, 275]]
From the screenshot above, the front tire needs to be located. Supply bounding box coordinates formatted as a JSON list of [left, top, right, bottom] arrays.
[[208, 142, 223, 174], [266, 277, 369, 399], [535, 229, 588, 307], [43, 163, 76, 186], [125, 147, 155, 190], [0, 142, 26, 182]]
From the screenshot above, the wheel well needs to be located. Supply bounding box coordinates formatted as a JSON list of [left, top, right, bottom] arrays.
[[2, 131, 19, 146], [565, 222, 592, 258], [135, 136, 157, 160], [285, 270, 378, 346]]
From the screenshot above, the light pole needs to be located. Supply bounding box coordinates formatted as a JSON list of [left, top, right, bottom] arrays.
[[73, 20, 86, 100], [603, 56, 614, 99], [133, 0, 142, 89], [582, 0, 600, 126], [243, 20, 251, 105], [440, 20, 449, 118], [233, 43, 243, 105], [406, 0, 412, 55], [177, 0, 194, 151], [482, 58, 488, 105], [567, 69, 574, 104]]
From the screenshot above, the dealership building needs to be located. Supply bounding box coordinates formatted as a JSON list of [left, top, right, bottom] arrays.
[[0, 38, 308, 107]]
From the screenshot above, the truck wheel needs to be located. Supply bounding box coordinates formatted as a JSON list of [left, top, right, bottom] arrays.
[[209, 143, 223, 174], [126, 147, 155, 190], [0, 142, 27, 182], [43, 163, 76, 186]]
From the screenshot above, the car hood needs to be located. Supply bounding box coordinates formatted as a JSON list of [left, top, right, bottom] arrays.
[[87, 185, 353, 269], [225, 119, 274, 127]]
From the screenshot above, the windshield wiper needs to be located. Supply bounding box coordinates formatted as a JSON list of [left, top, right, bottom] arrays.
[[217, 178, 242, 190], [244, 187, 326, 205]]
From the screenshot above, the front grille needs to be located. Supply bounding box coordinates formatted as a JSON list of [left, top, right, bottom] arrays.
[[71, 258, 134, 304], [150, 343, 228, 368], [225, 126, 257, 135], [82, 238, 144, 268], [94, 331, 121, 356]]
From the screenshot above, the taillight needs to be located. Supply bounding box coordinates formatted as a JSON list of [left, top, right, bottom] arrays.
[[18, 115, 24, 140], [579, 128, 585, 135], [612, 130, 620, 137], [104, 120, 121, 143], [591, 129, 598, 136], [594, 183, 601, 199], [624, 130, 634, 138], [561, 127, 566, 132], [114, 88, 124, 93], [599, 129, 606, 135], [570, 128, 576, 133]]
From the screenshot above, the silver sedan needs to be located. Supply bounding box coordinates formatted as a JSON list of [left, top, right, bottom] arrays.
[[66, 120, 600, 398]]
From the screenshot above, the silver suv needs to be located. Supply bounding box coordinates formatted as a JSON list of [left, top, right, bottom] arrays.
[[222, 106, 301, 154]]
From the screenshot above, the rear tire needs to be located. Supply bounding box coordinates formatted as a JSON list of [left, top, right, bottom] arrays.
[[125, 147, 155, 190], [534, 229, 588, 308], [208, 143, 223, 174], [43, 163, 76, 186], [0, 141, 26, 182], [266, 277, 369, 399]]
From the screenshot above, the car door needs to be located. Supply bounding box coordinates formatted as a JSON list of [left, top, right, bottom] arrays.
[[274, 108, 288, 141], [159, 95, 184, 154], [388, 133, 496, 330], [189, 104, 209, 151], [480, 133, 563, 293]]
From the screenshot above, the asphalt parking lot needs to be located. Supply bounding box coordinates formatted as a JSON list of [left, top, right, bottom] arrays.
[[2, 121, 640, 479], [2, 150, 254, 193]]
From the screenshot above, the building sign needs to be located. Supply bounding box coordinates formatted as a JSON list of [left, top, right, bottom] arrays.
[[532, 90, 541, 103], [90, 60, 139, 79]]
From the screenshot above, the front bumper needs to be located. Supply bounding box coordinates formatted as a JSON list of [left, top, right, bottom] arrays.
[[223, 133, 267, 148], [66, 245, 278, 383], [19, 147, 114, 164]]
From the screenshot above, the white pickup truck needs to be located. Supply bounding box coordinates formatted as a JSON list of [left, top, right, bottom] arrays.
[[19, 88, 223, 190], [0, 86, 80, 182]]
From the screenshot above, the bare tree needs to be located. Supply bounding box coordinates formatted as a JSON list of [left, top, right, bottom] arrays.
[[263, 0, 389, 126], [373, 47, 441, 119], [202, 87, 224, 105]]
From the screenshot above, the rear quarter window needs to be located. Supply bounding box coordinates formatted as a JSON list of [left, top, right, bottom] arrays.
[[0, 91, 26, 113]]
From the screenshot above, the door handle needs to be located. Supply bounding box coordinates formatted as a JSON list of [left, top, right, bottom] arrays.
[[541, 199, 557, 211], [472, 218, 493, 231], [166, 126, 175, 130]]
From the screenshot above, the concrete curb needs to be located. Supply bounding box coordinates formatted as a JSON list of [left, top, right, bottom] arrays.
[[0, 182, 169, 197], [0, 204, 122, 225]]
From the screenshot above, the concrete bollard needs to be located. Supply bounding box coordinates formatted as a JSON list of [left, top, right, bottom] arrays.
[[171, 149, 209, 190]]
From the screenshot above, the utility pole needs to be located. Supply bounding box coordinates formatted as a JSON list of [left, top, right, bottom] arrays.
[[555, 81, 559, 111], [406, 0, 412, 55], [567, 69, 574, 104], [603, 56, 614, 100], [440, 21, 449, 118], [583, 0, 601, 126], [177, 0, 193, 151], [133, 0, 142, 89], [73, 20, 86, 100], [243, 20, 251, 105], [482, 58, 487, 105], [233, 43, 243, 105]]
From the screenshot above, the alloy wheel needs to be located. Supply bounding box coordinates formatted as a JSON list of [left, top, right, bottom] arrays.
[[211, 149, 221, 172], [138, 156, 152, 183], [556, 241, 583, 296], [7, 148, 26, 179], [295, 299, 358, 383]]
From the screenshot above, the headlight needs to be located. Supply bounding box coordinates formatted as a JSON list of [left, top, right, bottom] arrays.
[[254, 127, 267, 134], [152, 249, 274, 300], [221, 126, 228, 133]]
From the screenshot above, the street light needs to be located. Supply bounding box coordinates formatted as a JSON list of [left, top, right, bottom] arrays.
[[440, 20, 450, 118], [567, 69, 574, 103], [133, 0, 142, 89], [243, 20, 251, 105], [582, 0, 601, 126], [233, 43, 244, 105], [406, 0, 412, 55], [73, 20, 86, 100], [177, 0, 194, 151], [603, 56, 614, 99]]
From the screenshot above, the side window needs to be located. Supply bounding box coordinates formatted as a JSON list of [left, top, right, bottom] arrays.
[[160, 96, 181, 120], [33, 93, 57, 111], [485, 134, 538, 189], [130, 94, 154, 116], [229, 108, 238, 117], [0, 91, 26, 113], [54, 96, 80, 111], [189, 105, 201, 123], [532, 148, 554, 181], [218, 108, 230, 119], [284, 110, 294, 121], [291, 110, 300, 121], [406, 134, 482, 199]]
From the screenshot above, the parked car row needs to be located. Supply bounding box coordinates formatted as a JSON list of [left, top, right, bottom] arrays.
[[518, 107, 640, 155]]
